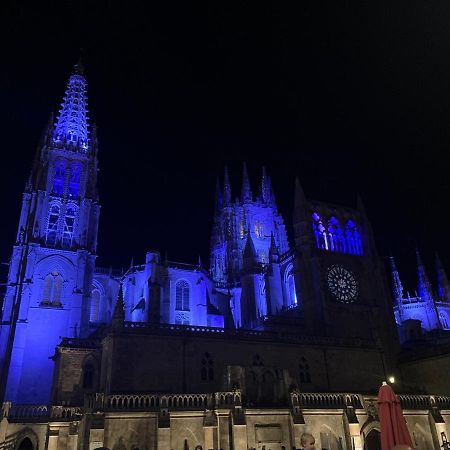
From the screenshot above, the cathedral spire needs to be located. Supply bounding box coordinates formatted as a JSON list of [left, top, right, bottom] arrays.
[[223, 166, 232, 205], [435, 252, 450, 302], [389, 256, 404, 304], [416, 249, 433, 302], [241, 162, 252, 203], [53, 61, 90, 152]]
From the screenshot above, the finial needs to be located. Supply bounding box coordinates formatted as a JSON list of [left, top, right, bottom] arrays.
[[73, 52, 85, 75]]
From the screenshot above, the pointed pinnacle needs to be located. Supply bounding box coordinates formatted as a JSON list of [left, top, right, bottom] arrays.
[[215, 176, 223, 211], [241, 162, 252, 203], [223, 166, 231, 204], [243, 227, 257, 260]]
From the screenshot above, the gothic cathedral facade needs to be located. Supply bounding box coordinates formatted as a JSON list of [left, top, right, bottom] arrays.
[[1, 64, 450, 450]]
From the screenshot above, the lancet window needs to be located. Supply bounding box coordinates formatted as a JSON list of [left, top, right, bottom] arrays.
[[299, 356, 311, 383], [327, 216, 346, 253], [312, 213, 328, 250], [287, 272, 297, 306], [312, 213, 363, 255], [201, 352, 214, 381], [46, 204, 60, 245], [175, 280, 190, 311], [90, 289, 101, 322], [53, 159, 66, 196], [345, 220, 363, 255], [62, 205, 77, 249], [68, 162, 82, 198], [42, 272, 63, 305]]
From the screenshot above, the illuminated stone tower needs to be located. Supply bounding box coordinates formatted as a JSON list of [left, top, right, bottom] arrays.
[[0, 62, 100, 403], [210, 165, 289, 284]]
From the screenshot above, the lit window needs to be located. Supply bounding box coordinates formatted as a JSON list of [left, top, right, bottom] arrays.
[[68, 162, 82, 198], [312, 213, 328, 250], [288, 273, 297, 305], [254, 221, 263, 238], [345, 220, 363, 255], [328, 217, 346, 254], [62, 206, 77, 248], [175, 281, 190, 311], [53, 159, 66, 195], [46, 204, 60, 245]]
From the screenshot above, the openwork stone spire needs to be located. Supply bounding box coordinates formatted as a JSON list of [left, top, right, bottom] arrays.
[[389, 256, 404, 304], [53, 61, 89, 151]]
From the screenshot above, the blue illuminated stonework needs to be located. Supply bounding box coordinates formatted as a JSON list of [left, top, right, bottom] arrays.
[[0, 63, 105, 404], [391, 251, 450, 340], [53, 62, 89, 151], [2, 63, 434, 407]]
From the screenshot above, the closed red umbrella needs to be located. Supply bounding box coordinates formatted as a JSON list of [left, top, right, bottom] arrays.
[[378, 382, 414, 450]]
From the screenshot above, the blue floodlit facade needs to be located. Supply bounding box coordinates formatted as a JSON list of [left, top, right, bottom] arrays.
[[390, 252, 450, 341], [1, 65, 449, 406]]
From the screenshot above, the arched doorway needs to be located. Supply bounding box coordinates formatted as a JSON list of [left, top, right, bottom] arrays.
[[17, 438, 34, 450], [365, 429, 381, 450]]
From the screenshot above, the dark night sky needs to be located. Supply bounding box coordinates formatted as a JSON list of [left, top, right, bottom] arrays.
[[2, 1, 450, 291]]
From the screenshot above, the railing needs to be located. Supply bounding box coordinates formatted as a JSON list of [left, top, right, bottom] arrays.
[[399, 394, 450, 410], [4, 391, 449, 425], [9, 405, 49, 420], [102, 391, 239, 411], [291, 392, 363, 409], [7, 404, 83, 422]]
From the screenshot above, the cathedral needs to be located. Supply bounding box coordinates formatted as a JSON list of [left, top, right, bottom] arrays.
[[1, 64, 450, 450]]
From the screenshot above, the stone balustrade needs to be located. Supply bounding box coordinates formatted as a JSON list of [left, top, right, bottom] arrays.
[[291, 392, 363, 409], [7, 404, 83, 422], [4, 391, 447, 424]]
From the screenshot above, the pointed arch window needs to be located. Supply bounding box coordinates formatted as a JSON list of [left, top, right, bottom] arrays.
[[68, 162, 82, 198], [41, 272, 63, 305], [175, 280, 190, 311], [46, 204, 60, 245], [90, 289, 101, 322], [287, 272, 297, 306], [53, 159, 67, 196], [201, 352, 214, 381], [62, 205, 77, 249], [312, 213, 328, 250], [328, 217, 346, 253], [299, 357, 311, 384], [345, 220, 363, 255], [440, 312, 449, 330]]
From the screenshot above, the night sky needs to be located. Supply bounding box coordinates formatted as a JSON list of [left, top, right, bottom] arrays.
[[2, 2, 450, 291]]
